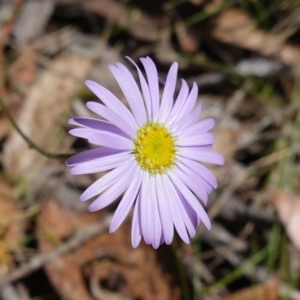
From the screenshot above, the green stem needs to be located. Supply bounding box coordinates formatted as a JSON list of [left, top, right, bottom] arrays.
[[0, 96, 72, 160], [202, 247, 268, 295], [172, 239, 191, 300]]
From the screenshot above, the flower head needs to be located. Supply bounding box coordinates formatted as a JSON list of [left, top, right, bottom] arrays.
[[66, 57, 224, 248]]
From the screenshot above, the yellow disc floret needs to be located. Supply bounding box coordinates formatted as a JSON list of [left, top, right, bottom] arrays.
[[133, 122, 176, 174]]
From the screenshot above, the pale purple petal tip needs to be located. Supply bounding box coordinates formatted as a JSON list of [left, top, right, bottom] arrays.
[[131, 192, 142, 248]]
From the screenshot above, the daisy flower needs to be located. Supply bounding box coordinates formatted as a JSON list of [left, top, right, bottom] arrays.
[[66, 57, 224, 249]]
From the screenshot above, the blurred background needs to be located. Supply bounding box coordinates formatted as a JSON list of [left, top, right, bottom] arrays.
[[0, 0, 300, 299]]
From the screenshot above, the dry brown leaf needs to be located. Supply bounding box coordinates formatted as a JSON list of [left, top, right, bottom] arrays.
[[3, 53, 91, 177], [274, 190, 300, 251], [221, 280, 279, 300], [211, 128, 236, 183], [37, 198, 181, 300], [175, 20, 199, 54], [37, 199, 107, 300], [0, 179, 23, 273], [189, 0, 205, 5], [0, 44, 38, 139], [211, 8, 300, 68], [82, 0, 159, 42], [0, 180, 23, 246], [213, 128, 236, 166], [9, 44, 37, 90]]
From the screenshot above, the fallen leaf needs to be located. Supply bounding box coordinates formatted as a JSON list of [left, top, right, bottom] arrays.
[[9, 44, 37, 91], [0, 179, 23, 273], [221, 280, 279, 300], [211, 8, 300, 68], [82, 0, 160, 42], [37, 198, 181, 300], [274, 190, 300, 251], [213, 128, 236, 166], [175, 20, 198, 54], [189, 0, 204, 5], [3, 53, 91, 177]]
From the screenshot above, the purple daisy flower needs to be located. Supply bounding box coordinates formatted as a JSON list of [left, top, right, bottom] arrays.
[[66, 57, 224, 249]]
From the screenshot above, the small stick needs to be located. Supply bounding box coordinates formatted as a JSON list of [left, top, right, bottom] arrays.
[[0, 274, 22, 300], [0, 215, 112, 287]]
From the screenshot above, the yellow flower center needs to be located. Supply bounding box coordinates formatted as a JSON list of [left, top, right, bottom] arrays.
[[133, 122, 176, 174]]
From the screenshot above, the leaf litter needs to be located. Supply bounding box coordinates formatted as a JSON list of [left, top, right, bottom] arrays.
[[0, 0, 300, 299]]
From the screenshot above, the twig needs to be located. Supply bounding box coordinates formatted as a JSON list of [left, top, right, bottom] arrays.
[[0, 215, 112, 287], [218, 82, 251, 126], [0, 273, 22, 300], [0, 96, 72, 160], [208, 165, 253, 220]]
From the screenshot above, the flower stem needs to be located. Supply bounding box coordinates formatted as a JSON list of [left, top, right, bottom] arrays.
[[0, 96, 72, 160], [172, 239, 191, 300]]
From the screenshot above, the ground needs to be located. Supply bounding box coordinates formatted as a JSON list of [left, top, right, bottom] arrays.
[[0, 0, 300, 299]]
